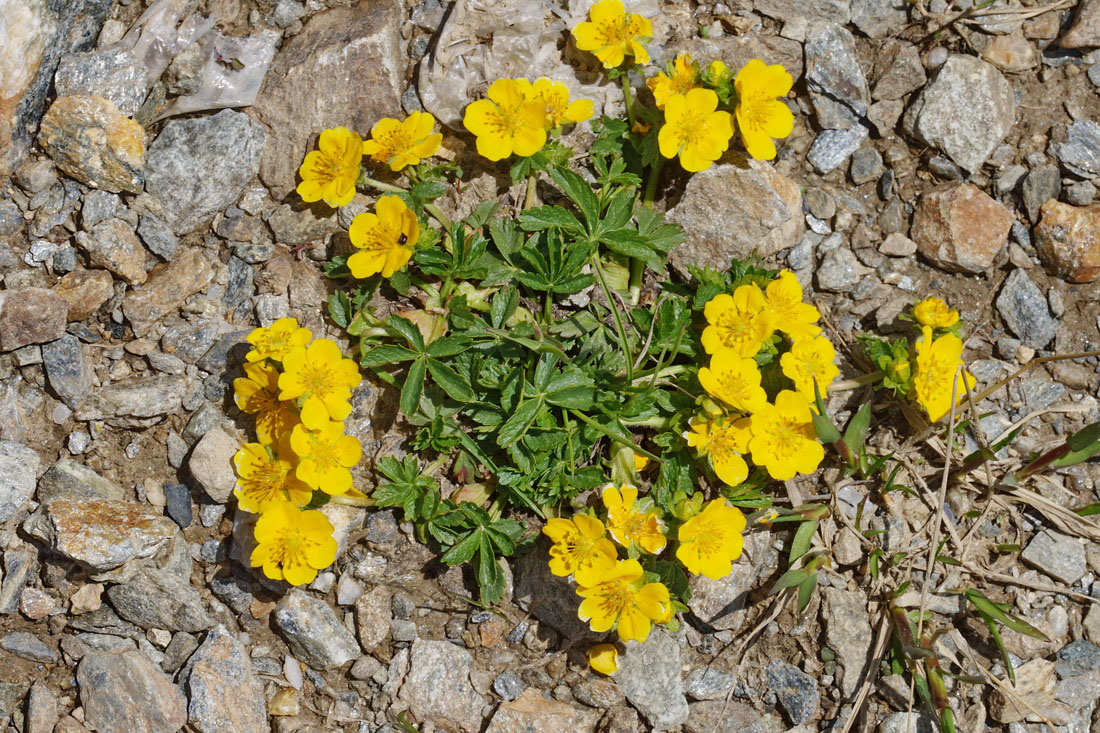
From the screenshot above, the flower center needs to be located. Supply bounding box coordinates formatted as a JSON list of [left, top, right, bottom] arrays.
[[687, 520, 724, 559], [375, 129, 414, 156], [740, 95, 774, 133], [716, 311, 757, 348], [594, 578, 632, 617], [250, 461, 291, 500], [310, 152, 342, 183], [762, 414, 805, 455], [299, 361, 336, 397], [707, 427, 742, 461], [594, 16, 638, 47], [358, 222, 403, 253]]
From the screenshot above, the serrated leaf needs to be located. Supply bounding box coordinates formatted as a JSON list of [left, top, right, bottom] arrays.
[[328, 292, 352, 328], [427, 359, 475, 402], [400, 357, 428, 417], [599, 228, 656, 263], [440, 530, 480, 565], [411, 179, 448, 202], [497, 397, 543, 448], [361, 345, 420, 366], [601, 188, 635, 231], [518, 205, 584, 234], [389, 315, 425, 351], [490, 286, 519, 329], [425, 335, 472, 358], [550, 167, 599, 230]]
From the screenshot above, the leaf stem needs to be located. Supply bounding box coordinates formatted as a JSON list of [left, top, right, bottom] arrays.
[[830, 371, 885, 392], [524, 173, 539, 211], [590, 254, 633, 382], [569, 410, 660, 461], [620, 72, 637, 128], [328, 494, 375, 507]]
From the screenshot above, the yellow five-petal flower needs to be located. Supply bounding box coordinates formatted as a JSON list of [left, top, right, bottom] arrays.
[[676, 499, 746, 579], [701, 285, 776, 357], [685, 415, 752, 486], [647, 54, 700, 109], [250, 502, 338, 586], [734, 59, 795, 162], [543, 514, 617, 577], [572, 0, 652, 69], [697, 351, 769, 414], [362, 111, 443, 172], [748, 390, 824, 480], [233, 361, 300, 445], [233, 441, 313, 513], [658, 88, 734, 172], [245, 317, 312, 363], [348, 194, 420, 280], [463, 79, 548, 162], [289, 419, 362, 495], [518, 78, 595, 129], [914, 326, 974, 423], [764, 270, 821, 342], [575, 558, 670, 643], [780, 335, 840, 402], [296, 126, 363, 208], [913, 297, 959, 329], [278, 338, 362, 429], [602, 485, 666, 554]]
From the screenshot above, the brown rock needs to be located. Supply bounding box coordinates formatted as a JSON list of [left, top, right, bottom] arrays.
[[667, 159, 803, 279], [1062, 0, 1100, 49], [23, 496, 178, 572], [37, 95, 144, 193], [484, 688, 601, 733], [0, 287, 68, 351], [74, 218, 147, 284], [980, 32, 1038, 72], [122, 249, 216, 337], [355, 585, 392, 652], [989, 658, 1058, 723], [1034, 200, 1100, 282], [52, 268, 114, 321], [871, 40, 926, 101], [911, 182, 1013, 273], [254, 248, 294, 295], [252, 1, 404, 199], [77, 651, 188, 733]]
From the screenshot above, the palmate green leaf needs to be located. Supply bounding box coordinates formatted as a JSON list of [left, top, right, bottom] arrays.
[[635, 206, 684, 253], [477, 535, 507, 604], [425, 335, 472, 358], [328, 291, 352, 328], [427, 359, 475, 402], [550, 167, 599, 230], [400, 357, 428, 417], [489, 217, 524, 259], [497, 397, 543, 447], [518, 205, 584, 234], [600, 228, 658, 266], [600, 187, 635, 231]]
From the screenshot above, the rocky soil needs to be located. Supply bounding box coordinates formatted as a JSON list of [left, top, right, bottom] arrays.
[[2, 0, 1100, 731]]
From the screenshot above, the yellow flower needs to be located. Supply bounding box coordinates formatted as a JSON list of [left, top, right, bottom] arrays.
[[647, 54, 699, 109], [572, 0, 652, 69], [685, 415, 752, 486], [602, 485, 666, 554], [233, 441, 312, 513], [575, 559, 670, 642], [588, 644, 619, 675], [278, 338, 362, 429], [289, 420, 362, 495], [706, 60, 731, 85], [749, 390, 825, 480], [362, 111, 443, 172], [245, 317, 312, 363], [914, 326, 975, 423], [780, 336, 840, 402], [250, 501, 338, 586], [517, 78, 594, 128], [463, 79, 548, 161], [697, 351, 768, 414], [734, 59, 795, 161], [296, 126, 363, 208], [233, 361, 299, 445], [542, 514, 617, 577], [633, 451, 650, 473], [913, 297, 959, 329], [764, 270, 821, 341], [676, 499, 746, 579], [701, 285, 776, 357], [348, 194, 420, 279], [658, 88, 734, 172]]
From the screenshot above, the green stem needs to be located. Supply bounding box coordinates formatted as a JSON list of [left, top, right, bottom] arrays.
[[627, 160, 664, 306], [424, 202, 452, 231], [569, 410, 660, 462], [643, 158, 664, 208], [358, 174, 407, 194], [328, 494, 374, 507], [524, 173, 539, 210], [830, 371, 884, 392], [620, 72, 637, 128], [631, 364, 688, 384], [590, 254, 633, 382]]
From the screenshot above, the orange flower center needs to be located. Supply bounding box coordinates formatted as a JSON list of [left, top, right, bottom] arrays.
[[371, 129, 414, 160]]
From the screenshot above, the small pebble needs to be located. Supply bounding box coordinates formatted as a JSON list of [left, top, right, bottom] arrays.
[[199, 502, 226, 527], [164, 483, 193, 529]]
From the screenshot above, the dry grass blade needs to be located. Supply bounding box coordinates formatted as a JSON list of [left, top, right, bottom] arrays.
[[1004, 484, 1100, 542]]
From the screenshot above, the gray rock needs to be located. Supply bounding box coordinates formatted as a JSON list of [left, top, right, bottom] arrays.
[[995, 269, 1058, 348], [1055, 640, 1100, 678], [1090, 63, 1100, 88], [667, 160, 803, 277], [513, 539, 597, 640], [687, 534, 769, 632], [0, 549, 37, 614], [485, 688, 601, 732], [0, 441, 39, 524], [74, 217, 148, 285], [851, 0, 908, 38], [822, 587, 872, 697], [754, 0, 849, 23], [1021, 529, 1086, 584], [808, 123, 871, 174], [0, 681, 29, 727], [1062, 0, 1100, 48], [0, 201, 23, 235], [1052, 119, 1100, 179], [144, 110, 265, 235], [267, 202, 341, 246], [572, 679, 624, 708], [880, 232, 917, 257], [902, 54, 1015, 173], [209, 574, 252, 615], [252, 2, 403, 199], [686, 700, 784, 733], [188, 426, 239, 503], [805, 24, 869, 129], [42, 335, 90, 408], [493, 671, 526, 701], [24, 683, 58, 733], [0, 0, 113, 178], [613, 629, 689, 730], [1066, 180, 1097, 206], [1022, 165, 1062, 223], [106, 568, 214, 632], [181, 626, 269, 733], [928, 155, 964, 180], [850, 146, 883, 184], [223, 256, 254, 309], [53, 47, 146, 116], [272, 589, 359, 670], [73, 375, 187, 424], [879, 712, 935, 733], [767, 660, 819, 725], [399, 639, 486, 733], [355, 585, 393, 652], [817, 247, 872, 292], [164, 483, 192, 529], [77, 650, 187, 733], [684, 667, 736, 701], [37, 458, 127, 502], [124, 250, 217, 338], [81, 189, 121, 229], [137, 214, 179, 261], [273, 0, 306, 27], [995, 164, 1027, 195], [23, 495, 177, 572], [0, 631, 57, 663]]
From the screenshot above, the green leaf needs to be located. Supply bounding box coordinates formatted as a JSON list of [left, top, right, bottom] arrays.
[[771, 567, 809, 593], [797, 574, 817, 615], [328, 291, 352, 328], [600, 188, 635, 231], [600, 228, 657, 264], [410, 179, 448, 202], [490, 286, 519, 328], [440, 530, 481, 565], [427, 358, 475, 402], [400, 357, 428, 417], [361, 345, 420, 366], [1067, 420, 1100, 452], [425, 335, 472, 358], [489, 217, 523, 258], [1074, 503, 1100, 517], [811, 410, 842, 444], [964, 589, 1049, 641], [389, 315, 425, 351], [497, 397, 543, 448], [635, 206, 684, 253], [549, 167, 599, 230], [518, 206, 584, 234], [843, 402, 873, 458], [789, 519, 817, 564]]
